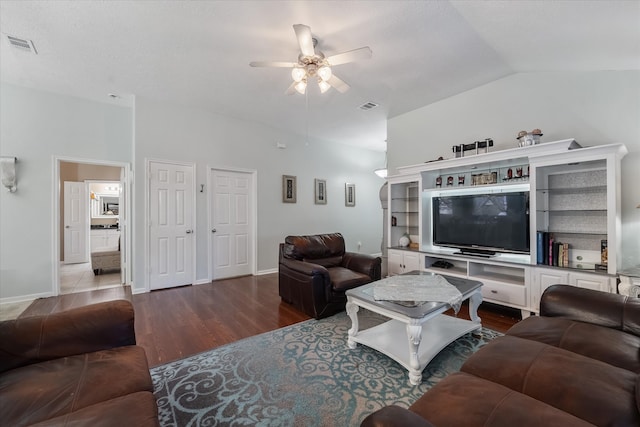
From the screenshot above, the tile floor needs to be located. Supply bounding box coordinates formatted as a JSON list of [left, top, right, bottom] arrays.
[[59, 262, 122, 295], [0, 262, 122, 321]]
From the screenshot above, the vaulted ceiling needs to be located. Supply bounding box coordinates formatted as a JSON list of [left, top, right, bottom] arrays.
[[1, 1, 638, 151]]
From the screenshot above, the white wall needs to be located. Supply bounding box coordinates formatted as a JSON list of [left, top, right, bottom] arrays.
[[0, 83, 133, 301], [388, 71, 640, 269], [133, 96, 385, 293]]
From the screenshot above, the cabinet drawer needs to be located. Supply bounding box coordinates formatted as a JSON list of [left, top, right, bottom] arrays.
[[479, 279, 526, 307]]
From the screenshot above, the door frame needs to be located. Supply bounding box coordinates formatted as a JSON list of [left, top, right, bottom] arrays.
[[52, 156, 131, 296], [207, 166, 258, 281], [145, 158, 197, 292]]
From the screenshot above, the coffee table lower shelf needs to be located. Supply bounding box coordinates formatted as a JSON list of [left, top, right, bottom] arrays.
[[349, 315, 481, 385]]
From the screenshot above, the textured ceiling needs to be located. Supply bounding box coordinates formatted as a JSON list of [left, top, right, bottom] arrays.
[[1, 1, 638, 152]]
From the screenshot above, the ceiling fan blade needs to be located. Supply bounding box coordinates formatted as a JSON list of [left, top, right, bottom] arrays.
[[326, 47, 372, 66], [250, 61, 297, 68], [327, 74, 350, 93], [293, 24, 315, 56], [285, 82, 297, 96]]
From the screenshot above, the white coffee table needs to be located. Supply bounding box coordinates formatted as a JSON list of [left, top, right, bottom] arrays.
[[346, 271, 483, 385]]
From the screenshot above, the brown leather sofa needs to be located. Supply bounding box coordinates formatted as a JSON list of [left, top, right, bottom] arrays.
[[362, 285, 640, 427], [279, 233, 382, 319], [0, 300, 160, 427]]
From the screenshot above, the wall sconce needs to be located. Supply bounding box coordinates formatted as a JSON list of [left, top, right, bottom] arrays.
[[0, 156, 17, 192]]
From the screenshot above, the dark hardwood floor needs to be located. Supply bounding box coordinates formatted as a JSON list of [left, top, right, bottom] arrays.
[[132, 273, 522, 367], [21, 273, 522, 368]]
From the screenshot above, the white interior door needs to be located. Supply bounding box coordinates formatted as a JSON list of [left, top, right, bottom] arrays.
[[149, 161, 195, 290], [119, 169, 126, 284], [210, 169, 254, 280], [64, 181, 88, 264]]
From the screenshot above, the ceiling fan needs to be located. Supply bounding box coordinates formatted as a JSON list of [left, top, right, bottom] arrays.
[[250, 24, 372, 95]]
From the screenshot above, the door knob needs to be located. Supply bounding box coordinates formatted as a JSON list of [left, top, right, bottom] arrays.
[[186, 230, 193, 234], [212, 229, 217, 233], [65, 226, 70, 229]]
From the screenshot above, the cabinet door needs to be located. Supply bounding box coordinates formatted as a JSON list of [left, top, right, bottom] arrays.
[[106, 230, 120, 250], [90, 230, 107, 252], [403, 252, 421, 273], [388, 250, 404, 276], [569, 272, 611, 292], [533, 268, 569, 310]]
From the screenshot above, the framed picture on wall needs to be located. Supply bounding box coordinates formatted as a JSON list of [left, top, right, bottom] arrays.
[[345, 183, 355, 207], [314, 179, 327, 205], [282, 175, 296, 203]]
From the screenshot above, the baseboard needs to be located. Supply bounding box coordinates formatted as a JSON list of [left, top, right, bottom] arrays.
[[194, 278, 211, 285], [0, 291, 53, 306], [257, 268, 278, 275]]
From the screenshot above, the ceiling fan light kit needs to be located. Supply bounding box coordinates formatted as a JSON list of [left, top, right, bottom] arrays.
[[250, 24, 371, 95]]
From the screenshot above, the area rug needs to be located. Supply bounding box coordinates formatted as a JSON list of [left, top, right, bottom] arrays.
[[151, 311, 501, 427]]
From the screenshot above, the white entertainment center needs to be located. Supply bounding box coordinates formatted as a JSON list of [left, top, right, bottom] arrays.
[[387, 139, 628, 318]]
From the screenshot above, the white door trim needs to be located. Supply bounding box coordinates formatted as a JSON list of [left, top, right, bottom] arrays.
[[145, 158, 197, 292], [207, 165, 258, 282], [52, 156, 132, 296]]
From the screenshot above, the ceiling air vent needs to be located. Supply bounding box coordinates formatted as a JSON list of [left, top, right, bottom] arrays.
[[6, 35, 37, 54], [359, 102, 378, 111]]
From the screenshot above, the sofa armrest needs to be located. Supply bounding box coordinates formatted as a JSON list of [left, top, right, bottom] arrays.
[[342, 252, 382, 280], [541, 284, 640, 337], [0, 299, 136, 373], [361, 406, 435, 427], [279, 257, 330, 278]]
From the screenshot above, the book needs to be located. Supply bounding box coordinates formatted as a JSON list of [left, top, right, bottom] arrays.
[[563, 243, 569, 267], [557, 244, 564, 267], [543, 233, 550, 265], [536, 232, 544, 264]]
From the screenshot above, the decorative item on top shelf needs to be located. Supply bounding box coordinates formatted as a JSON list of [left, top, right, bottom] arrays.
[[517, 129, 543, 147], [452, 138, 493, 158], [471, 171, 498, 186], [502, 164, 530, 182], [435, 176, 442, 187], [446, 176, 454, 186]]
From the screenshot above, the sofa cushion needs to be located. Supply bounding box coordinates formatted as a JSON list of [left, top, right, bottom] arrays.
[[328, 267, 371, 292], [461, 335, 640, 427], [304, 256, 343, 268], [507, 316, 640, 373], [27, 391, 159, 427], [0, 346, 153, 426], [408, 372, 594, 427]]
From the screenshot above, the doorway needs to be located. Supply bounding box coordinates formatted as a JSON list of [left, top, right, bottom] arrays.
[[208, 167, 257, 280], [53, 157, 131, 296]]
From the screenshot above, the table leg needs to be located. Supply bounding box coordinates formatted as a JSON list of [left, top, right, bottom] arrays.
[[406, 323, 423, 385], [346, 301, 359, 349], [469, 290, 483, 324]]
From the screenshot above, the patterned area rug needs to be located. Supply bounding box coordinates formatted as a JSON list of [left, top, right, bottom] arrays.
[[151, 310, 501, 426]]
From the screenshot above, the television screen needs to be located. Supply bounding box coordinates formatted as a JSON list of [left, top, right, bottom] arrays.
[[432, 192, 529, 254]]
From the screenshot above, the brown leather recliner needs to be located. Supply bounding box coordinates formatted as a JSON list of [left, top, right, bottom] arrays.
[[279, 233, 381, 319]]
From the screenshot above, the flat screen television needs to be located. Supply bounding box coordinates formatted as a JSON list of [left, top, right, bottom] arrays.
[[432, 191, 529, 256]]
